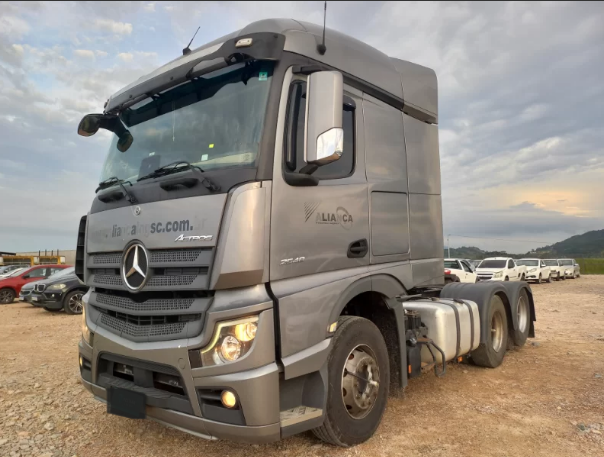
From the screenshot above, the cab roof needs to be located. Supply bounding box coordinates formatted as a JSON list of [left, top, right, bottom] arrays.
[[107, 18, 437, 123]]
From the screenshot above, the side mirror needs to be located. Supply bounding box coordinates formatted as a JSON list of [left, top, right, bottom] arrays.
[[23, 274, 30, 279], [305, 71, 344, 166], [117, 131, 134, 152], [77, 114, 103, 137]]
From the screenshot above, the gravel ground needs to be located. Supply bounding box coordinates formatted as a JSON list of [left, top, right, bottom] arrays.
[[1, 276, 603, 457]]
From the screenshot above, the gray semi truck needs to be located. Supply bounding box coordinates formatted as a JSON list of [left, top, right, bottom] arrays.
[[75, 18, 536, 447]]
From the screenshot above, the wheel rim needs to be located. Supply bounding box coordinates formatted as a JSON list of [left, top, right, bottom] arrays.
[[0, 290, 13, 303], [341, 345, 380, 420], [491, 312, 504, 352], [517, 296, 529, 333], [68, 293, 83, 313]]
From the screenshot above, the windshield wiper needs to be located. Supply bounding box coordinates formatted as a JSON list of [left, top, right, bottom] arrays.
[[137, 161, 220, 192], [96, 176, 136, 204]]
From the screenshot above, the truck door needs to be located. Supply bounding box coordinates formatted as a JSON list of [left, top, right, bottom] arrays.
[[508, 259, 518, 279], [270, 76, 369, 282]]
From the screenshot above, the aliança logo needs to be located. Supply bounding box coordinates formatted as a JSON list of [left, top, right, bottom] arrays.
[[304, 202, 353, 230]]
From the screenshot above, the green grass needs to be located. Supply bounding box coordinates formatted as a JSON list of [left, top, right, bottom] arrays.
[[576, 258, 604, 274]]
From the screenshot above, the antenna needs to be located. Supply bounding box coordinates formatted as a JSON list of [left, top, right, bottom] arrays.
[[317, 1, 327, 55], [183, 26, 201, 56]]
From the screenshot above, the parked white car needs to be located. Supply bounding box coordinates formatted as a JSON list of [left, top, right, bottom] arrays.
[[558, 259, 581, 279], [516, 258, 552, 283], [444, 258, 478, 283], [476, 257, 526, 282], [543, 259, 565, 281]]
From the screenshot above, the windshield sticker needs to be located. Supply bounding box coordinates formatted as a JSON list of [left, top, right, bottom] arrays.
[[259, 72, 268, 81], [201, 154, 208, 161]]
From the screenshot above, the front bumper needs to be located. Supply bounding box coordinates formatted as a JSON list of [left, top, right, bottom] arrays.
[[30, 291, 65, 308], [77, 285, 328, 444]]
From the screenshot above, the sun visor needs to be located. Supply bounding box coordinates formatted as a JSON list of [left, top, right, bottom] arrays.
[[390, 58, 438, 124], [105, 32, 285, 113]]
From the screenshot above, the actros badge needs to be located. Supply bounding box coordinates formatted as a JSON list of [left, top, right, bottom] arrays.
[[175, 234, 213, 242]]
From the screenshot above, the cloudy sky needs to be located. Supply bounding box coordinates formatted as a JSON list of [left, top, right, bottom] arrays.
[[0, 1, 603, 254]]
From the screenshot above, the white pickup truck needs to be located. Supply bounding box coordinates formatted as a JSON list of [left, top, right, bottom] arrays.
[[476, 257, 527, 282], [444, 258, 478, 283], [516, 258, 552, 283]]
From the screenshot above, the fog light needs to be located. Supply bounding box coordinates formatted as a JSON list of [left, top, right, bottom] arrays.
[[234, 322, 257, 342], [221, 390, 237, 409]]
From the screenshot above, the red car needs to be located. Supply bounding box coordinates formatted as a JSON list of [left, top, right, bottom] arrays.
[[0, 265, 72, 304]]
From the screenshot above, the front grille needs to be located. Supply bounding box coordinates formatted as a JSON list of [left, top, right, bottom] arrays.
[[150, 249, 205, 263], [95, 306, 200, 326], [96, 294, 194, 312], [92, 253, 121, 264], [100, 314, 187, 338], [148, 275, 197, 287], [35, 284, 46, 292], [94, 274, 124, 286]]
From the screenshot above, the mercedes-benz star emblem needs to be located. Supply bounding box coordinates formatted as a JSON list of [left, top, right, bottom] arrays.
[[121, 243, 149, 291]]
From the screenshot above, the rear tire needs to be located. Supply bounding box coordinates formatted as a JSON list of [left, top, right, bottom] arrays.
[[312, 316, 390, 447], [470, 295, 508, 368], [0, 288, 15, 304], [512, 289, 530, 346]]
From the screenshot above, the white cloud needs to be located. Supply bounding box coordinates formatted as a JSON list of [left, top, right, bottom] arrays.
[[94, 18, 133, 35], [0, 15, 30, 38], [95, 50, 108, 58], [144, 3, 155, 13], [117, 52, 133, 62], [73, 49, 95, 59]]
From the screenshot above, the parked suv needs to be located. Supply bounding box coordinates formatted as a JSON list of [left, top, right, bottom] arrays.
[[30, 267, 88, 314], [516, 258, 552, 283], [0, 265, 71, 304], [476, 257, 526, 281], [558, 259, 580, 279], [543, 259, 565, 281]]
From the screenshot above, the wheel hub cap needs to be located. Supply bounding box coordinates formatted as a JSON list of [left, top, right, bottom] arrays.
[[341, 345, 380, 419], [491, 313, 504, 352], [69, 294, 83, 313]]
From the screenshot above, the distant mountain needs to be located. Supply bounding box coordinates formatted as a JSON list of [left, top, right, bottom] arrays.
[[444, 229, 604, 259], [534, 229, 604, 258]]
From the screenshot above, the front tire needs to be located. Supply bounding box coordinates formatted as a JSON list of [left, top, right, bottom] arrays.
[[470, 295, 509, 368], [63, 290, 84, 315], [0, 288, 15, 304], [312, 316, 390, 447], [546, 273, 552, 283], [504, 276, 509, 281], [521, 273, 526, 281], [538, 274, 542, 284]]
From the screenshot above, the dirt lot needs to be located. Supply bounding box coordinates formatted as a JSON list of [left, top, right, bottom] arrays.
[[1, 277, 603, 457]]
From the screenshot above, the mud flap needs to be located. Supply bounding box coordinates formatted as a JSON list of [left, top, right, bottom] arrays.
[[385, 297, 408, 389]]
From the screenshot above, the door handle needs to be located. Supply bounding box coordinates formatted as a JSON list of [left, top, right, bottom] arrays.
[[347, 239, 368, 258]]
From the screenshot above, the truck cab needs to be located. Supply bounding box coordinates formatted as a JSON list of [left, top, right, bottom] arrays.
[[75, 18, 536, 447]]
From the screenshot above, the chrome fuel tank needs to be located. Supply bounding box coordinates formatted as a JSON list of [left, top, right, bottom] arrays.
[[404, 299, 480, 363]]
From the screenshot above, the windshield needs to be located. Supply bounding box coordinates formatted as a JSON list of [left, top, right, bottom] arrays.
[[516, 260, 539, 266], [444, 260, 460, 269], [559, 259, 573, 265], [6, 268, 25, 277], [544, 260, 559, 266], [478, 260, 506, 268], [49, 267, 75, 279], [99, 61, 274, 182]]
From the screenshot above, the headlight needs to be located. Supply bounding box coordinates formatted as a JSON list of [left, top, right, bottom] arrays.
[[528, 268, 537, 273], [565, 269, 571, 275], [48, 283, 67, 291], [200, 316, 258, 367], [493, 271, 503, 278], [81, 304, 91, 345]]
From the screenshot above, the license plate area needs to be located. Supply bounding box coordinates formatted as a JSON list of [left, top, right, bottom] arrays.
[[107, 387, 146, 419]]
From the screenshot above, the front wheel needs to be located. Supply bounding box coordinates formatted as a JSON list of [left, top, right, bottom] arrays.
[[538, 274, 542, 284], [0, 288, 15, 304], [546, 273, 552, 283], [521, 274, 526, 281], [504, 276, 509, 281], [312, 316, 390, 447], [470, 295, 509, 368], [63, 290, 84, 315]]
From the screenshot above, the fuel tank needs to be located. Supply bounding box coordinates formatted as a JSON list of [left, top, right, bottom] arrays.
[[404, 298, 480, 363]]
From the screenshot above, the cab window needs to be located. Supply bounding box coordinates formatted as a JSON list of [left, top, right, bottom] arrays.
[[284, 80, 355, 180], [507, 260, 514, 268], [27, 268, 46, 279]]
